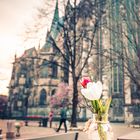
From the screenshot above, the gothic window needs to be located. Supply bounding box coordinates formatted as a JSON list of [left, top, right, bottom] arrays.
[[28, 98, 33, 107], [25, 78, 32, 88], [39, 89, 47, 105], [51, 61, 58, 78], [39, 60, 49, 78], [113, 61, 123, 94], [51, 89, 56, 96], [40, 67, 48, 78], [118, 65, 123, 93]]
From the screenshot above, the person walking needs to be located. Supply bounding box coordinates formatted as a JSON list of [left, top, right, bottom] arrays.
[[48, 110, 54, 128], [56, 107, 67, 133]]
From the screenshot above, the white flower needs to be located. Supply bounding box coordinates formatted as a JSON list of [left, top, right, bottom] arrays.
[[81, 81, 102, 100]]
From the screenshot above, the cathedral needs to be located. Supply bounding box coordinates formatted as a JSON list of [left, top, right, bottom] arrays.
[[8, 0, 140, 123]]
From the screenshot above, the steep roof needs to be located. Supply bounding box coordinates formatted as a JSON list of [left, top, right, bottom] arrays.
[[21, 47, 37, 58], [50, 0, 59, 39], [40, 31, 52, 52], [41, 0, 64, 53]]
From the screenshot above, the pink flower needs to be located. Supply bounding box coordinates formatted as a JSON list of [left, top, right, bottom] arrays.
[[80, 77, 91, 88]]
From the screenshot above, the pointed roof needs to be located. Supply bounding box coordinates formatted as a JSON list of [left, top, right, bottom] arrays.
[[50, 0, 59, 38], [54, 0, 59, 22], [21, 47, 37, 58], [41, 0, 64, 53]]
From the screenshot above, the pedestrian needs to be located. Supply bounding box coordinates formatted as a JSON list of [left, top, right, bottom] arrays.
[[56, 107, 67, 133], [48, 110, 54, 128]]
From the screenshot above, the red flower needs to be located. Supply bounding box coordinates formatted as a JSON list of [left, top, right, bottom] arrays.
[[80, 77, 91, 88]]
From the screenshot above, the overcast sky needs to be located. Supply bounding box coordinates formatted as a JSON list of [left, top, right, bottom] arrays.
[[0, 0, 77, 95], [0, 0, 43, 95]]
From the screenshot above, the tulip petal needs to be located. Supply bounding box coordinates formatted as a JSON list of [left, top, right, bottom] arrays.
[[80, 77, 91, 88], [81, 81, 102, 100], [81, 88, 95, 100]]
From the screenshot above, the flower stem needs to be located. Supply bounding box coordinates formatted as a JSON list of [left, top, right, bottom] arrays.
[[98, 123, 107, 140]]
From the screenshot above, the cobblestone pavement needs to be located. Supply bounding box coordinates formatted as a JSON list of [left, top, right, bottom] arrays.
[[0, 120, 139, 140]]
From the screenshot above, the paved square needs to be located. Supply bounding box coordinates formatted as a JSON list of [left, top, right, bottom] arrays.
[[0, 120, 139, 140]]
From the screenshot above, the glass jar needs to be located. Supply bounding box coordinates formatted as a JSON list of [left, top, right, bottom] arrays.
[[88, 114, 114, 140]]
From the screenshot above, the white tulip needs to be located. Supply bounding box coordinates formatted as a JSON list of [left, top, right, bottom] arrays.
[[81, 81, 102, 100]]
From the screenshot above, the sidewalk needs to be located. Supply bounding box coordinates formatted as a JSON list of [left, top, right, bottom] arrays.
[[0, 120, 139, 140]]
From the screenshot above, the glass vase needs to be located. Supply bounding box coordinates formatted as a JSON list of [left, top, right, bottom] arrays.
[[88, 114, 114, 140]]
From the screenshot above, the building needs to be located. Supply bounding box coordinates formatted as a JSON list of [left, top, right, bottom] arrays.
[[0, 95, 8, 118], [8, 0, 140, 123], [8, 0, 64, 117]]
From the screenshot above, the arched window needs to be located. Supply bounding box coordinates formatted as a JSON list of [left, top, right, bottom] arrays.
[[39, 60, 49, 78], [51, 89, 56, 96], [39, 89, 47, 105]]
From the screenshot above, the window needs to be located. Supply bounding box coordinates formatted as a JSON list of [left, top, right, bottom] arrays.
[[51, 61, 58, 78], [39, 89, 47, 105], [51, 89, 56, 96], [40, 67, 48, 78], [113, 66, 118, 92], [39, 60, 49, 78], [113, 61, 123, 94]]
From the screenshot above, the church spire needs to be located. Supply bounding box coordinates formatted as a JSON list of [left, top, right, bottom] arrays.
[[50, 0, 59, 32], [54, 0, 59, 22]]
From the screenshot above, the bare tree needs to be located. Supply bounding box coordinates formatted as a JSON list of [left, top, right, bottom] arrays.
[[104, 1, 140, 102], [24, 0, 106, 127]]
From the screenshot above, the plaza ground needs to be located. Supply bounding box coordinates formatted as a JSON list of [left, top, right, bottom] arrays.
[[0, 119, 140, 140]]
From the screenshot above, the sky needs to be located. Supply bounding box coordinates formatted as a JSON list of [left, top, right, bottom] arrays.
[[0, 0, 76, 95], [0, 0, 43, 95]]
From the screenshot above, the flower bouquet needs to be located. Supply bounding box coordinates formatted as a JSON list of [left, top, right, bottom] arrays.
[[80, 77, 113, 140]]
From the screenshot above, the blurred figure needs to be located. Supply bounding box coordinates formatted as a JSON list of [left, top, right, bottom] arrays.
[[48, 110, 54, 128], [56, 107, 67, 133]]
